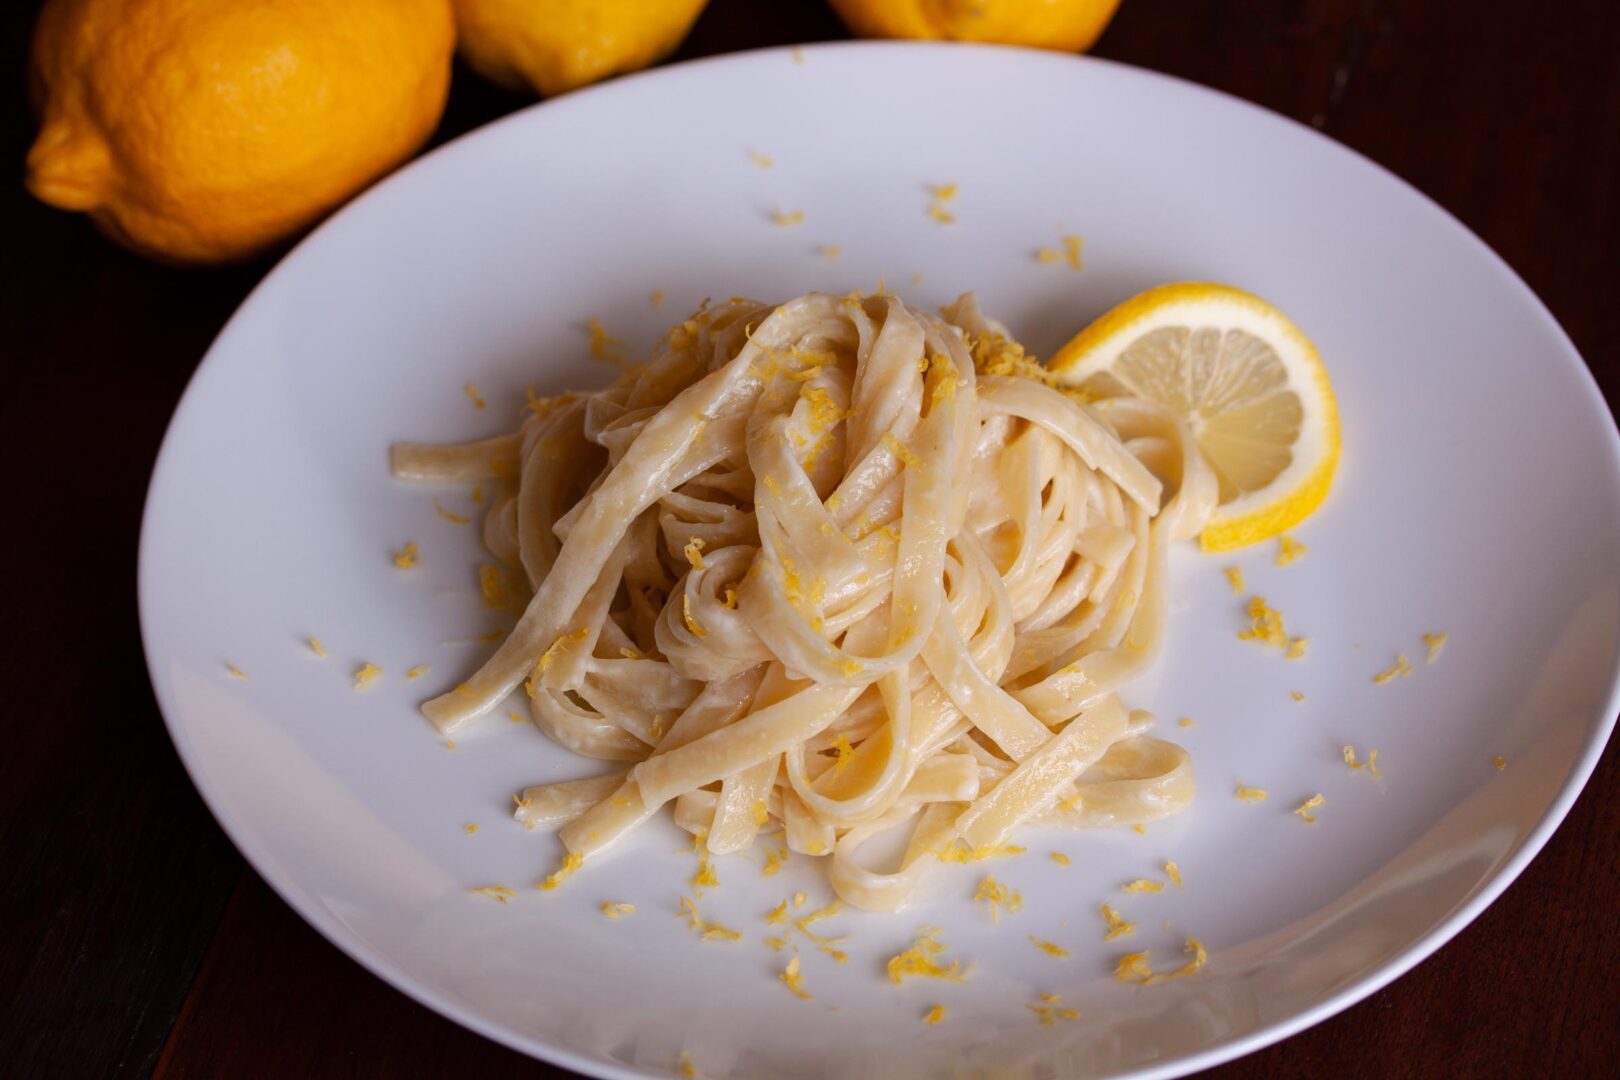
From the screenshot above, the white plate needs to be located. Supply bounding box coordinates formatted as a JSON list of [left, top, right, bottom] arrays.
[[139, 43, 1620, 1079]]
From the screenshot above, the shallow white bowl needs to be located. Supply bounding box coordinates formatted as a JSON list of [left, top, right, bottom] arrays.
[[138, 43, 1620, 1079]]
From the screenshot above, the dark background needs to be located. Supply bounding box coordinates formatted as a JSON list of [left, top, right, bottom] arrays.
[[3, 1, 1617, 1077]]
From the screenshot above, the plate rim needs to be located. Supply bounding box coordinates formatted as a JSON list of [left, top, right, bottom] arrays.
[[136, 40, 1620, 1080]]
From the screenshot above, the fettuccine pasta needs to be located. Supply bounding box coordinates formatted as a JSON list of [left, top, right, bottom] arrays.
[[392, 291, 1217, 910]]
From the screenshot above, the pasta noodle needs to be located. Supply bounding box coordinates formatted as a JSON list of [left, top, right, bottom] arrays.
[[393, 290, 1216, 911]]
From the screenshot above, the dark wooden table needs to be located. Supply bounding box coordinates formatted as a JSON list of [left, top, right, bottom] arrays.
[[4, 1, 1617, 1076]]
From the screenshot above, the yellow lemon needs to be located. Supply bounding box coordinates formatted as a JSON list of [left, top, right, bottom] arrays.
[[1048, 283, 1341, 551], [455, 0, 710, 98], [829, 0, 1122, 52], [26, 0, 455, 264]]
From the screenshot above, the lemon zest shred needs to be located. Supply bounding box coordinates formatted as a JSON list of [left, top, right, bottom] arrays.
[[684, 536, 707, 570], [1234, 782, 1269, 803], [777, 955, 813, 1000], [352, 662, 382, 690], [881, 431, 922, 469], [678, 1051, 696, 1079], [817, 244, 842, 264], [1276, 534, 1308, 565], [1373, 653, 1413, 684], [307, 636, 328, 658], [226, 661, 250, 680], [1122, 879, 1163, 894], [1286, 637, 1309, 660], [1223, 566, 1244, 594], [464, 382, 486, 410], [974, 875, 1022, 922], [1294, 794, 1326, 824], [1494, 755, 1507, 770], [1061, 234, 1083, 269], [433, 499, 470, 525], [538, 627, 590, 673], [468, 885, 515, 904], [392, 542, 419, 568], [586, 317, 625, 361], [600, 901, 636, 920], [1165, 861, 1183, 888], [464, 823, 477, 835], [1114, 951, 1153, 983], [406, 663, 428, 679], [1029, 936, 1069, 958], [887, 929, 967, 984], [1238, 595, 1290, 648], [538, 852, 584, 890], [1291, 690, 1306, 702], [922, 1004, 946, 1026], [1178, 717, 1194, 728], [1049, 852, 1072, 866], [747, 148, 774, 169], [1101, 903, 1136, 941], [1423, 632, 1448, 664], [683, 593, 709, 638], [771, 205, 805, 227]]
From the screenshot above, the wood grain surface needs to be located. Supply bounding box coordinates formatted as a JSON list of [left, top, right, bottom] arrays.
[[2, 1, 1615, 1077]]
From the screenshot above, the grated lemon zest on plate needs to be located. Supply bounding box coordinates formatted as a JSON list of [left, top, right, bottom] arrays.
[[1144, 938, 1209, 984], [1178, 717, 1194, 728], [974, 875, 1022, 922], [392, 541, 419, 568], [765, 936, 789, 951], [922, 1004, 946, 1026], [1061, 235, 1083, 269], [469, 885, 516, 904], [1029, 936, 1069, 958], [1035, 247, 1061, 264], [684, 536, 707, 570], [1373, 653, 1413, 684], [691, 854, 720, 897], [586, 317, 625, 361], [1423, 632, 1448, 664], [1291, 690, 1305, 702], [1294, 794, 1325, 824], [1133, 824, 1147, 835], [600, 902, 636, 919], [748, 148, 774, 169], [464, 382, 486, 410], [1028, 991, 1082, 1025], [407, 664, 429, 679], [1286, 637, 1309, 660], [1165, 861, 1183, 888], [307, 637, 328, 658], [1494, 755, 1507, 770], [887, 929, 967, 984], [226, 661, 250, 680], [1275, 534, 1308, 565], [679, 1051, 696, 1078], [817, 244, 842, 264], [763, 840, 787, 877], [1101, 903, 1136, 941], [1234, 782, 1269, 803], [1237, 595, 1290, 648], [1368, 748, 1381, 776], [679, 896, 742, 942], [445, 739, 456, 751], [352, 662, 382, 690], [1223, 566, 1244, 594], [1114, 951, 1153, 983], [1050, 852, 1072, 866], [464, 823, 477, 835], [779, 955, 813, 1000], [433, 498, 470, 525], [771, 205, 805, 227], [1122, 879, 1163, 894], [766, 900, 789, 925], [539, 852, 584, 891]]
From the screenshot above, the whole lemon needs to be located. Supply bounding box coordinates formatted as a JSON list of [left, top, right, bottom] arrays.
[[26, 0, 456, 264], [829, 0, 1122, 52], [454, 0, 709, 98]]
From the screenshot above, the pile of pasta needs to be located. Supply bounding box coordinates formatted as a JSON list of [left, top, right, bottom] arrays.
[[392, 291, 1217, 910]]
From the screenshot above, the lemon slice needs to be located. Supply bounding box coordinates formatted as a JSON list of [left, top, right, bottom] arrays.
[[1048, 283, 1339, 551]]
